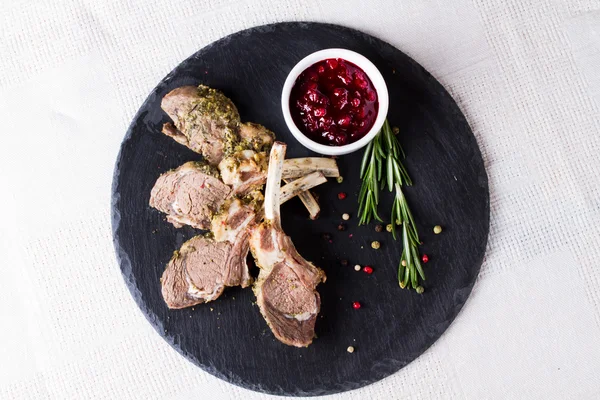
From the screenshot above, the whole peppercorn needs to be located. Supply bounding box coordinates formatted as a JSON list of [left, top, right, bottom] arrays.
[[393, 126, 400, 135], [401, 260, 407, 267], [374, 224, 383, 232], [336, 176, 344, 184], [416, 286, 425, 294], [337, 223, 346, 231], [363, 265, 373, 274], [354, 265, 361, 271], [342, 213, 350, 221], [422, 254, 429, 263], [352, 302, 361, 309], [386, 224, 393, 232], [371, 241, 381, 250], [433, 225, 443, 234], [340, 259, 349, 266], [347, 346, 355, 353], [338, 192, 347, 200]]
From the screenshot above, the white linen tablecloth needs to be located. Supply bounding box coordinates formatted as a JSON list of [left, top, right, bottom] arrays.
[[1, 0, 599, 399]]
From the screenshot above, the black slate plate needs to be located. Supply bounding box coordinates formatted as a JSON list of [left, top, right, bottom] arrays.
[[112, 22, 489, 397]]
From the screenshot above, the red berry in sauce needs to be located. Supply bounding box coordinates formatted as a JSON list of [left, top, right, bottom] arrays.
[[337, 116, 351, 127], [314, 107, 326, 117], [332, 87, 347, 97], [289, 58, 378, 146], [363, 266, 373, 274], [352, 302, 361, 309], [334, 133, 348, 146], [422, 254, 429, 263], [355, 77, 368, 88]]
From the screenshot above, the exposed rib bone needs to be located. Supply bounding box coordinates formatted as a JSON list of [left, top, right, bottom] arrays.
[[263, 142, 286, 228], [282, 158, 340, 179], [280, 172, 326, 205], [282, 178, 321, 220]]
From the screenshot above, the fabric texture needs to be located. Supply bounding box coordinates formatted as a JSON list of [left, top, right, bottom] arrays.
[[1, 0, 599, 399]]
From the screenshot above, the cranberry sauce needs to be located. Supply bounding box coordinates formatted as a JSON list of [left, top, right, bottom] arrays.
[[289, 58, 379, 146]]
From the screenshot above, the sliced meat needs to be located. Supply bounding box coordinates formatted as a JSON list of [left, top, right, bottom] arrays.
[[149, 161, 231, 229], [161, 198, 257, 309], [218, 150, 269, 195], [259, 263, 320, 343], [161, 85, 241, 165], [249, 142, 326, 347], [161, 248, 198, 310], [211, 198, 258, 287], [161, 236, 232, 309]]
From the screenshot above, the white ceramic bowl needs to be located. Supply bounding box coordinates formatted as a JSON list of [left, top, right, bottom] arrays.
[[281, 48, 389, 156]]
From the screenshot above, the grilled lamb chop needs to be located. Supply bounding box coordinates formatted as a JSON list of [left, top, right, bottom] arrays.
[[161, 172, 326, 309], [151, 157, 337, 228], [149, 162, 230, 230], [161, 85, 277, 166], [249, 142, 326, 347], [161, 85, 241, 165]]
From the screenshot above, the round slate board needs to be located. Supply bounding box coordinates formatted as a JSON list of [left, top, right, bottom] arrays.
[[112, 22, 489, 397]]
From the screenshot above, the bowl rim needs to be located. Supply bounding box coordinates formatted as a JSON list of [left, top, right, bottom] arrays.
[[281, 48, 389, 156]]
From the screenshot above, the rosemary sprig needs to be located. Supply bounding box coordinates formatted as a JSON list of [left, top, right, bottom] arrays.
[[380, 121, 424, 290], [358, 119, 425, 291], [357, 133, 384, 225], [392, 184, 425, 289]]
